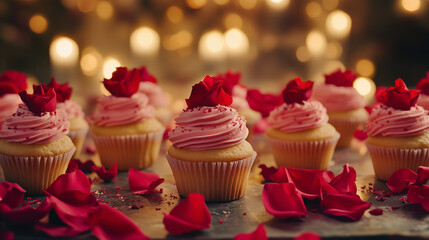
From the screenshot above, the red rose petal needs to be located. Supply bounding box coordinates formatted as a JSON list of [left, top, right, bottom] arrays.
[[325, 69, 357, 87], [138, 66, 157, 84], [407, 185, 429, 212], [253, 118, 270, 134], [258, 165, 288, 183], [321, 170, 335, 183], [0, 230, 14, 240], [233, 224, 267, 240], [0, 70, 27, 96], [415, 166, 429, 186], [42, 77, 72, 102], [286, 168, 337, 200], [19, 85, 57, 114], [35, 223, 86, 238], [282, 78, 313, 104], [416, 72, 429, 95], [380, 79, 419, 110], [0, 201, 50, 226], [375, 86, 387, 103], [369, 208, 383, 216], [128, 168, 165, 195], [186, 75, 233, 109], [93, 163, 118, 181], [246, 89, 283, 118], [321, 194, 371, 221], [386, 168, 418, 193], [67, 159, 96, 173], [294, 232, 321, 240], [163, 193, 211, 235], [353, 129, 368, 141], [103, 67, 140, 97], [0, 181, 26, 208], [262, 183, 308, 219], [259, 164, 278, 182], [215, 70, 241, 95], [89, 204, 150, 240], [329, 164, 357, 195]]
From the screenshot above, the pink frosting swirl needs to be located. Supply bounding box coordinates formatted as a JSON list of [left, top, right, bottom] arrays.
[[0, 94, 22, 128], [90, 93, 154, 127], [312, 84, 366, 112], [169, 105, 249, 150], [268, 100, 329, 133], [138, 82, 169, 108], [57, 100, 84, 119], [0, 104, 69, 144], [230, 85, 250, 110], [365, 105, 429, 137], [417, 94, 429, 111]]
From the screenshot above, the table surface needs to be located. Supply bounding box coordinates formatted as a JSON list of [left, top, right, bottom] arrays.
[[4, 135, 429, 240]]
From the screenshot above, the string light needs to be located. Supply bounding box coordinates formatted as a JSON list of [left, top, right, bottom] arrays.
[[326, 10, 352, 38], [50, 36, 79, 66], [130, 27, 160, 56], [29, 14, 48, 34]]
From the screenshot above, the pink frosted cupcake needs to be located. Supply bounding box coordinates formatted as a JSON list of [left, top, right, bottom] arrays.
[[0, 85, 75, 194], [266, 78, 340, 170], [216, 71, 261, 135], [416, 71, 429, 111], [366, 79, 429, 181], [137, 66, 172, 126], [166, 76, 256, 202], [42, 78, 88, 158], [312, 69, 368, 148], [0, 71, 27, 128], [90, 67, 164, 170]]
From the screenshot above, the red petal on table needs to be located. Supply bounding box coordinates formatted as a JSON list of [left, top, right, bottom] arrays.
[[0, 181, 26, 208], [163, 193, 211, 235], [35, 223, 86, 238], [67, 159, 96, 173], [0, 201, 50, 226], [286, 168, 337, 200], [262, 183, 308, 219], [89, 204, 149, 240], [294, 232, 321, 240], [369, 208, 383, 216], [321, 194, 371, 221], [259, 164, 278, 182], [233, 224, 267, 240], [258, 165, 288, 183], [407, 185, 429, 212], [329, 164, 357, 195], [129, 168, 165, 195], [386, 168, 417, 193], [353, 129, 368, 141], [93, 163, 118, 181], [321, 170, 335, 183], [415, 166, 429, 186]]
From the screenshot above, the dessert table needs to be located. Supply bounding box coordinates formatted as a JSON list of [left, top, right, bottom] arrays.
[[3, 135, 429, 240]]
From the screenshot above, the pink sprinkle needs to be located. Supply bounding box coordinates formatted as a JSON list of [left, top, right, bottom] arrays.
[[369, 208, 383, 216]]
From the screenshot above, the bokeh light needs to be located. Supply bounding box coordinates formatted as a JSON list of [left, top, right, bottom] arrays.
[[326, 10, 352, 38], [80, 47, 102, 76], [224, 28, 249, 56], [166, 6, 184, 23], [186, 0, 207, 9], [50, 36, 79, 66], [130, 27, 160, 56], [296, 46, 310, 62], [306, 2, 322, 18], [96, 1, 114, 20], [356, 59, 375, 77], [401, 0, 421, 12], [266, 0, 290, 10], [239, 0, 257, 10], [306, 30, 327, 57], [29, 14, 48, 34], [199, 30, 226, 60], [103, 58, 120, 79]]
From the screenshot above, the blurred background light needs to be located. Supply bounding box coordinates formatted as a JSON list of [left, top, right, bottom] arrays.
[[130, 27, 160, 56], [29, 14, 48, 34]]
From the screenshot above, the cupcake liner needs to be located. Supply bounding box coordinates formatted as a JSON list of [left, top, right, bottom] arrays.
[[91, 128, 164, 171], [68, 126, 89, 159], [366, 143, 429, 181], [267, 134, 340, 170], [0, 147, 75, 195], [329, 117, 366, 148], [165, 152, 257, 202]]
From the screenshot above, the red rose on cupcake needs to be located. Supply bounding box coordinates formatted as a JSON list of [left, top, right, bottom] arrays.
[[137, 66, 157, 84], [186, 75, 232, 109], [282, 77, 313, 104], [103, 67, 140, 97], [416, 72, 429, 96], [246, 89, 283, 118], [19, 85, 57, 114], [42, 77, 72, 103], [0, 70, 27, 96], [325, 69, 357, 87], [215, 71, 241, 95], [380, 79, 419, 111]]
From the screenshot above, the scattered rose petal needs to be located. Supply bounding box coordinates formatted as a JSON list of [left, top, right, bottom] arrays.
[[353, 129, 368, 141], [103, 67, 140, 97], [282, 78, 313, 104], [379, 79, 419, 110], [262, 183, 308, 219], [407, 185, 429, 212], [0, 181, 26, 208], [0, 201, 50, 226], [286, 168, 337, 200], [321, 170, 335, 183], [258, 165, 287, 183], [67, 159, 96, 173], [415, 166, 429, 186], [294, 232, 321, 240], [329, 164, 357, 195], [185, 75, 232, 109], [19, 85, 56, 114], [128, 168, 165, 195], [233, 224, 267, 240], [253, 118, 270, 134], [246, 89, 283, 118], [325, 69, 357, 87], [89, 204, 149, 240], [35, 223, 86, 238], [321, 194, 371, 221], [387, 168, 417, 193], [369, 208, 383, 216], [0, 70, 27, 96], [163, 193, 211, 235], [85, 145, 97, 154], [0, 230, 14, 240], [93, 163, 118, 181]]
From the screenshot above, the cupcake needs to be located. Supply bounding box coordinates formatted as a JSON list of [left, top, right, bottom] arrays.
[[90, 67, 164, 170], [366, 79, 429, 181], [0, 71, 27, 128], [312, 69, 368, 148], [216, 71, 261, 135], [166, 75, 257, 202], [43, 78, 88, 158], [266, 78, 340, 170], [0, 85, 75, 194], [416, 71, 429, 110], [137, 66, 172, 126]]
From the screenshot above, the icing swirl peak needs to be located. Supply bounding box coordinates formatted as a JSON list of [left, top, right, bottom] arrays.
[[169, 105, 248, 150], [57, 100, 84, 119], [312, 84, 366, 112]]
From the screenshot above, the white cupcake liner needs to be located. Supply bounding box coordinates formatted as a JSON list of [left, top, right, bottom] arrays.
[[329, 117, 366, 148], [0, 147, 75, 195], [366, 143, 429, 181], [267, 134, 340, 170], [165, 152, 257, 202], [90, 128, 164, 171], [68, 126, 89, 159]]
